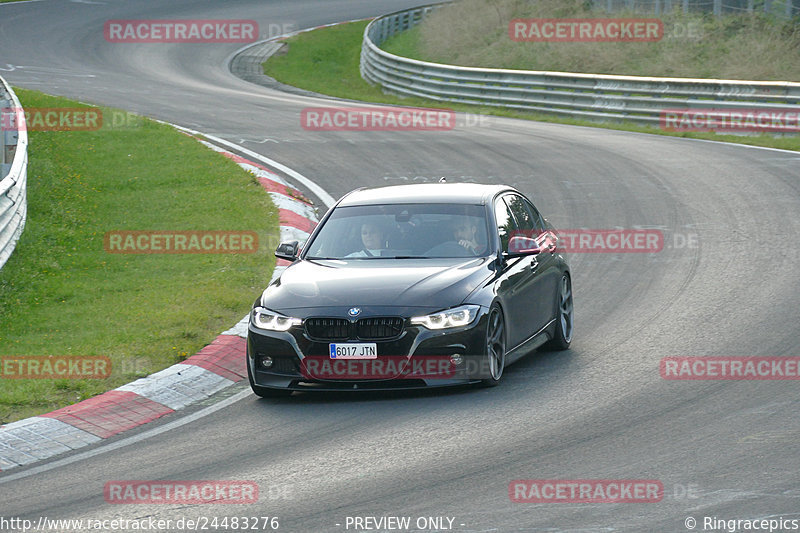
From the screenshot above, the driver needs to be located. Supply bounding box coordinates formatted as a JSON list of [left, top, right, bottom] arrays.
[[346, 222, 387, 257]]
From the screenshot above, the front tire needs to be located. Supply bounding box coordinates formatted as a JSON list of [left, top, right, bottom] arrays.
[[481, 304, 506, 387], [545, 273, 574, 351]]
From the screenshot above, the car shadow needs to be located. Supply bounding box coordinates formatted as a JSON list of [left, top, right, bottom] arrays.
[[254, 346, 578, 405]]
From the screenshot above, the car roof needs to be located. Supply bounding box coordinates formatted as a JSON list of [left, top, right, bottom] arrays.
[[337, 183, 516, 206]]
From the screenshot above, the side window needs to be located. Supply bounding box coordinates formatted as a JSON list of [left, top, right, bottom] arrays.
[[494, 196, 519, 253], [523, 198, 546, 233], [505, 194, 543, 234]]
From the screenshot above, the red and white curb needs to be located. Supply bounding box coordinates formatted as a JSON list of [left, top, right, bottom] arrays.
[[0, 141, 320, 472]]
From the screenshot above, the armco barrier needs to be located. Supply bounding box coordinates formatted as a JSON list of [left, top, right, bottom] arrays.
[[0, 76, 28, 271], [360, 4, 800, 126]]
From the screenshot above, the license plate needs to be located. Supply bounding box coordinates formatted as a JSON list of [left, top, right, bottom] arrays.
[[329, 343, 377, 359]]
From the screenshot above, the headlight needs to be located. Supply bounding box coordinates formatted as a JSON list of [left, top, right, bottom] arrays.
[[251, 307, 301, 331], [411, 305, 480, 330]]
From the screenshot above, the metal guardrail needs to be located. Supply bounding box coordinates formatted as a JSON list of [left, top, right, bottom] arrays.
[[0, 76, 28, 271], [360, 5, 800, 127]]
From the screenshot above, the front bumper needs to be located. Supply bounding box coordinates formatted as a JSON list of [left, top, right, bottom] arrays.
[[247, 311, 491, 392]]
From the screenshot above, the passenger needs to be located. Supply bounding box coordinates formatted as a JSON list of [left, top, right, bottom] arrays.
[[452, 217, 480, 254]]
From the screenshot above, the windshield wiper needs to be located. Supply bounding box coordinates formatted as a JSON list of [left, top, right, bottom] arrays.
[[356, 255, 429, 259], [306, 255, 429, 260]]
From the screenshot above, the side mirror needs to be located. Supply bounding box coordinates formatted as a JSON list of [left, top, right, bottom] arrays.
[[506, 235, 542, 256], [275, 240, 299, 261]]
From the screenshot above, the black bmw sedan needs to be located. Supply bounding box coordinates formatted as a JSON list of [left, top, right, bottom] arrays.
[[246, 183, 573, 396]]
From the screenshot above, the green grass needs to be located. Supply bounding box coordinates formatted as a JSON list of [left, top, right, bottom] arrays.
[[380, 25, 423, 60], [0, 89, 278, 423], [263, 20, 800, 152], [264, 21, 402, 103]]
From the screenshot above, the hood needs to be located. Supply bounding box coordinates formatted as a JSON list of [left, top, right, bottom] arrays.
[[261, 257, 493, 314]]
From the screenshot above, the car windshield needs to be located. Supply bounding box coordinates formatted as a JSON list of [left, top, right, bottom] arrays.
[[304, 203, 490, 259]]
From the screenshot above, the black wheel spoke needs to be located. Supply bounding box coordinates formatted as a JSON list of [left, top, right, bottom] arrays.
[[558, 275, 574, 344], [485, 307, 505, 382]]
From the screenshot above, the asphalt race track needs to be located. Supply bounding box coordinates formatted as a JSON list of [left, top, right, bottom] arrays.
[[1, 1, 800, 531]]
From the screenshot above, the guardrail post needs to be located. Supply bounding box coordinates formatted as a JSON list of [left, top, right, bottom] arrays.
[[0, 101, 16, 177], [787, 0, 793, 16], [0, 98, 6, 172], [713, 0, 722, 16], [0, 76, 29, 271], [5, 125, 19, 170]]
